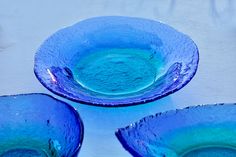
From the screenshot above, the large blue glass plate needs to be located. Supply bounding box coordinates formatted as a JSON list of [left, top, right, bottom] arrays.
[[0, 93, 84, 157], [116, 103, 236, 157], [34, 16, 199, 107]]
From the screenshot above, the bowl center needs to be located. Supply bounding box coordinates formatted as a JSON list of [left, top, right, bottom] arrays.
[[0, 148, 48, 157], [182, 146, 236, 157], [73, 48, 163, 95]]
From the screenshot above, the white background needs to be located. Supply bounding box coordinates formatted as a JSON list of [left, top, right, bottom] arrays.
[[0, 0, 236, 156]]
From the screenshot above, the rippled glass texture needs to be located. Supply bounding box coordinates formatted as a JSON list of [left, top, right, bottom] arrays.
[[0, 94, 83, 157], [34, 16, 199, 107], [116, 103, 236, 157]]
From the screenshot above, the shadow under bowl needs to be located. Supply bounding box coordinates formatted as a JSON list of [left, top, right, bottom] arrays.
[[0, 93, 84, 157], [116, 103, 236, 157], [34, 16, 199, 107]]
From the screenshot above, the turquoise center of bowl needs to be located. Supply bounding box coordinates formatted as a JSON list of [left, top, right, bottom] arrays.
[[182, 146, 236, 157], [0, 148, 48, 157], [74, 48, 163, 95]]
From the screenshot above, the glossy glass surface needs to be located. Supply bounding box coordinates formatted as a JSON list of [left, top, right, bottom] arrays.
[[34, 16, 199, 107], [0, 94, 84, 157], [116, 103, 236, 157], [1, 1, 236, 156]]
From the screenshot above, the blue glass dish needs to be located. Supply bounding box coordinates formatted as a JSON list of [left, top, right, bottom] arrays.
[[116, 103, 236, 157], [34, 16, 199, 107], [0, 93, 84, 157]]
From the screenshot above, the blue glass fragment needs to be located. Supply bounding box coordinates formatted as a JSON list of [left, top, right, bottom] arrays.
[[34, 16, 199, 107], [0, 94, 83, 157], [116, 103, 236, 157]]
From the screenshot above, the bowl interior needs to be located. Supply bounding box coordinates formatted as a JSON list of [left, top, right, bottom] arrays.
[[34, 16, 199, 106], [0, 94, 83, 157], [116, 103, 236, 157]]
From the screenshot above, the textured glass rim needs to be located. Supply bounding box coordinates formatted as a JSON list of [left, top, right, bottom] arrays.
[[115, 103, 235, 156], [0, 93, 84, 157], [34, 16, 199, 107]]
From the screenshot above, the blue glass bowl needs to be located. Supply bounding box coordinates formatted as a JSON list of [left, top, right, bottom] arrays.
[[116, 103, 236, 157], [0, 94, 84, 157], [34, 16, 199, 107]]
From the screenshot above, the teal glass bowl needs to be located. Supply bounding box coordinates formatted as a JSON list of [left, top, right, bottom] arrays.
[[116, 103, 236, 157], [34, 16, 199, 107], [0, 94, 84, 157]]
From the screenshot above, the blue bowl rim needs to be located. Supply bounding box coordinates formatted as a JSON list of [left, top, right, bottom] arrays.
[[0, 93, 84, 157], [34, 16, 200, 107], [115, 103, 236, 156]]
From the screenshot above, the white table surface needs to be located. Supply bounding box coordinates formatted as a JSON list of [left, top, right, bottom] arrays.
[[0, 0, 236, 156]]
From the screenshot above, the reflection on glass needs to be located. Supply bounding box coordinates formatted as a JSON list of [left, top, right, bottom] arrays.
[[0, 94, 84, 157], [116, 103, 236, 157], [34, 16, 199, 107]]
